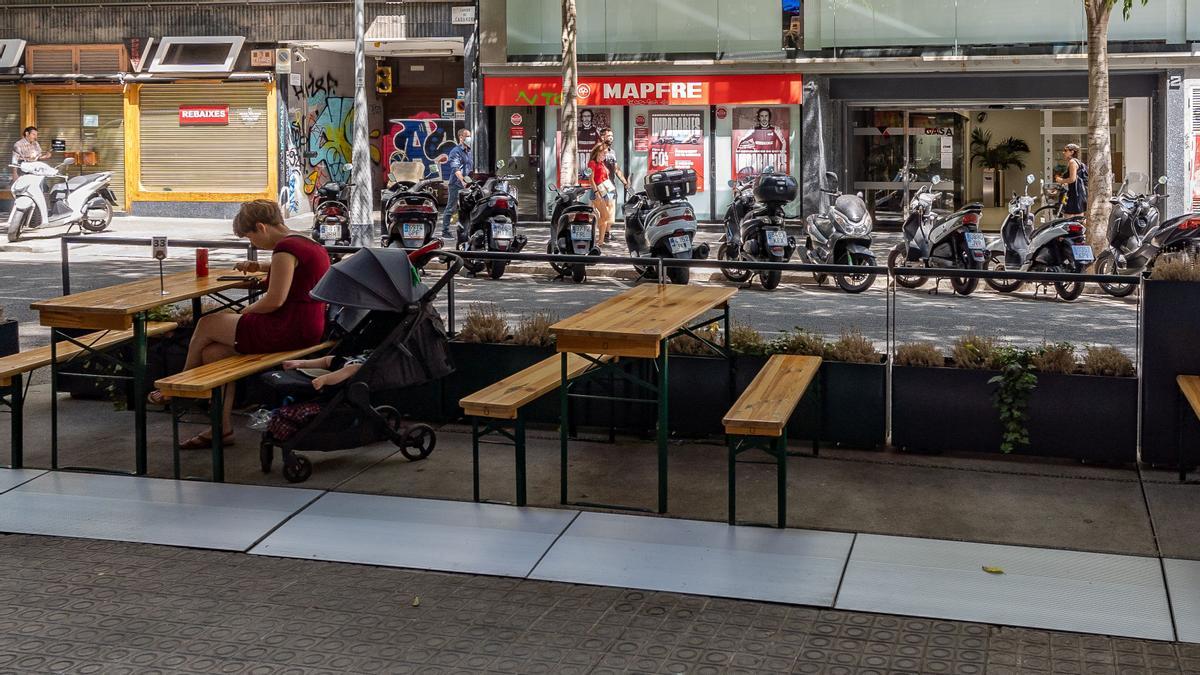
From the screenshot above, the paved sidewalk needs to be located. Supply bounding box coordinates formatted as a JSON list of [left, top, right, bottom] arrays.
[[0, 533, 1197, 675]]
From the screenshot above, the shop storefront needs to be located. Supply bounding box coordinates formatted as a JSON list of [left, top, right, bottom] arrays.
[[0, 84, 19, 196], [28, 88, 126, 209], [484, 73, 803, 220]]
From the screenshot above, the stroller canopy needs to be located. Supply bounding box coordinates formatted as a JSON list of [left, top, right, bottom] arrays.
[[310, 247, 428, 312]]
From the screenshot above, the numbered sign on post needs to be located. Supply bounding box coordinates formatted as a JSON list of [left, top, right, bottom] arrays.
[[151, 236, 168, 261]]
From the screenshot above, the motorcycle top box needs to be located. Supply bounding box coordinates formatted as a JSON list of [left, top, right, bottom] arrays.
[[644, 168, 698, 201], [753, 173, 798, 203]]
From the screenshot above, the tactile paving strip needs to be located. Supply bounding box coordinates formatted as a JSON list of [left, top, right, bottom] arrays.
[[529, 511, 854, 606], [836, 533, 1175, 641]]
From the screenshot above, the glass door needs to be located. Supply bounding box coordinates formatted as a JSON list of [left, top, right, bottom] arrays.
[[494, 105, 541, 218], [908, 111, 966, 212]]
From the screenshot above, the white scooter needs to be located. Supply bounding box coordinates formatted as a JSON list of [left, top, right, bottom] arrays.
[[6, 157, 115, 242]]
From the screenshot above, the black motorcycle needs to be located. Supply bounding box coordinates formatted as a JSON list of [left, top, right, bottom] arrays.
[[382, 177, 442, 249], [718, 169, 798, 290], [1095, 175, 1200, 297], [801, 171, 876, 293], [546, 173, 599, 283], [308, 154, 352, 246], [624, 168, 708, 285], [887, 176, 987, 295], [456, 168, 528, 280]]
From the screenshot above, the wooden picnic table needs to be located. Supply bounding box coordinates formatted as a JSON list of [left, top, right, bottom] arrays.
[[551, 284, 737, 513], [31, 269, 263, 475]]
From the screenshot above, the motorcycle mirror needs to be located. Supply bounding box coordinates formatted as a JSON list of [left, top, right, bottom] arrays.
[[62, 157, 77, 166], [824, 170, 838, 184], [931, 175, 942, 185], [857, 191, 864, 199], [343, 163, 354, 173], [727, 179, 736, 188], [1159, 176, 1168, 185], [581, 167, 593, 179], [1026, 174, 1036, 185], [496, 159, 506, 170], [763, 166, 775, 174], [547, 184, 558, 194]]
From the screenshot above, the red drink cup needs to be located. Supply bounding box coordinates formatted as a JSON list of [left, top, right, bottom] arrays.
[[196, 248, 209, 277]]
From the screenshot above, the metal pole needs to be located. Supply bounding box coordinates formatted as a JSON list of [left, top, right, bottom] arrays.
[[349, 0, 375, 248]]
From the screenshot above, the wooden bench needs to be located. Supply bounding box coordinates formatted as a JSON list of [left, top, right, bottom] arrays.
[[1178, 375, 1200, 481], [723, 354, 822, 528], [0, 321, 178, 468], [460, 352, 614, 506], [154, 340, 336, 482]]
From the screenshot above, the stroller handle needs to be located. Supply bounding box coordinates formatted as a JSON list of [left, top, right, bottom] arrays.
[[420, 252, 463, 304]]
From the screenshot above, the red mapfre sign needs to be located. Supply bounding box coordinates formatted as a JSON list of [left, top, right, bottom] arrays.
[[179, 105, 229, 126], [484, 74, 803, 107]]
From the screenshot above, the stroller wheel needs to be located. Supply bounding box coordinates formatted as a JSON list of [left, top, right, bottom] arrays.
[[259, 440, 273, 474], [401, 424, 437, 461], [282, 455, 312, 483]]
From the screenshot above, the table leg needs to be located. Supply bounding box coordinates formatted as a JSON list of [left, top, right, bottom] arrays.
[[724, 305, 735, 404], [133, 314, 148, 475], [657, 339, 669, 514], [191, 297, 202, 323], [515, 412, 527, 507], [50, 332, 59, 470], [727, 436, 736, 525], [211, 386, 225, 483], [9, 375, 22, 469], [777, 429, 788, 529], [560, 352, 569, 505], [471, 417, 481, 502]]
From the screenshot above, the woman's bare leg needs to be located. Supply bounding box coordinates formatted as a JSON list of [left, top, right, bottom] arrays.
[[184, 313, 240, 371], [199, 342, 238, 435]]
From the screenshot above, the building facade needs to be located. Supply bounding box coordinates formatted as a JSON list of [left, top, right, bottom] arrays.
[[481, 0, 1200, 225], [1, 0, 477, 219]]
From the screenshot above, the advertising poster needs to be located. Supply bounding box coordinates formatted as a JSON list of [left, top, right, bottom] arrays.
[[573, 107, 611, 177], [649, 111, 705, 190], [731, 106, 789, 180]]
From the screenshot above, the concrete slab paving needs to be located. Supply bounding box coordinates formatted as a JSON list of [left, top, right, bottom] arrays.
[[0, 468, 43, 494], [1141, 480, 1200, 560]]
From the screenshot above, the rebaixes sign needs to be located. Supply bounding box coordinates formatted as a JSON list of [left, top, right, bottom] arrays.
[[178, 105, 229, 126]]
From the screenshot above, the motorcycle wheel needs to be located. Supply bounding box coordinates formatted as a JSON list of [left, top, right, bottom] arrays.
[[887, 248, 927, 289], [835, 252, 876, 294], [630, 249, 654, 279], [1055, 279, 1084, 301], [760, 268, 782, 290], [458, 241, 484, 274], [547, 241, 572, 277], [571, 264, 586, 284], [666, 265, 690, 285], [488, 260, 507, 280], [6, 208, 35, 243], [950, 259, 982, 296], [1095, 251, 1136, 298], [718, 244, 751, 282], [984, 252, 1023, 293], [81, 201, 113, 233]]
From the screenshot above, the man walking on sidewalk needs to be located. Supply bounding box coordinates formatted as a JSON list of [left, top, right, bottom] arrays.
[[442, 128, 474, 239]]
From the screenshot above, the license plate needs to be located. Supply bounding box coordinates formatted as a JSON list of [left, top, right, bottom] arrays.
[[964, 232, 986, 250], [570, 223, 592, 241], [320, 223, 340, 241], [766, 230, 788, 247], [402, 223, 424, 239], [492, 222, 514, 238], [667, 235, 691, 254], [1071, 244, 1095, 262]]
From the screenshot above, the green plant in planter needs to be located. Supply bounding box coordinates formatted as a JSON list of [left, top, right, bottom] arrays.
[[989, 346, 1037, 453], [768, 327, 825, 356], [970, 129, 1031, 172], [824, 329, 880, 364], [895, 342, 942, 367], [729, 323, 768, 355]]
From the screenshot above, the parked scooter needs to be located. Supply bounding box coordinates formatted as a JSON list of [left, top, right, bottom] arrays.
[[801, 170, 877, 293], [887, 176, 988, 295], [5, 157, 115, 242], [381, 177, 442, 249], [546, 168, 600, 283], [718, 168, 798, 290], [624, 168, 710, 285], [983, 173, 1091, 301], [310, 156, 353, 246], [456, 161, 528, 280], [1095, 174, 1200, 297]]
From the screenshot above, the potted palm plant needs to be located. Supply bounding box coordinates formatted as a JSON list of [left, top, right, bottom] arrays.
[[970, 129, 1031, 207]]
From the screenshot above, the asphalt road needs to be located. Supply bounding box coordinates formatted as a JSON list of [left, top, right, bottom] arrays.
[[0, 220, 1140, 356]]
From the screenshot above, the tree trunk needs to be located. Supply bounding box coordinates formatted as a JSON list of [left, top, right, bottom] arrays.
[[1084, 0, 1114, 252], [559, 0, 578, 187]]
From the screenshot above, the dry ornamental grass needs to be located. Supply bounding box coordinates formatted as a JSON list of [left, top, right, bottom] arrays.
[[895, 342, 943, 368]]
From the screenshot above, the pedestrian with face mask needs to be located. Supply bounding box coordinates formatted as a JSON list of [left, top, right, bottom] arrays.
[[442, 128, 474, 239]]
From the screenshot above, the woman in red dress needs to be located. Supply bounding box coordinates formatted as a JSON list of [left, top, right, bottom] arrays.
[[149, 199, 331, 448]]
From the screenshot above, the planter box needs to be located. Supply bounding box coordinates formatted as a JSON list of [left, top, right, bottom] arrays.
[[0, 319, 18, 357], [1141, 280, 1200, 466], [442, 342, 556, 422], [892, 364, 1137, 462]]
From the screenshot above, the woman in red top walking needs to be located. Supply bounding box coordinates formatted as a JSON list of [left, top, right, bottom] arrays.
[[586, 142, 614, 245], [148, 199, 331, 448]]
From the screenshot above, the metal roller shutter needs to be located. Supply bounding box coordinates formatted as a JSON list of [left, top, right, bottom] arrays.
[[36, 93, 126, 210], [0, 86, 19, 192], [139, 83, 269, 193]]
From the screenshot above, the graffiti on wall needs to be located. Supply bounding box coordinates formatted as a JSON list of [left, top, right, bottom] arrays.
[[277, 94, 304, 217], [293, 70, 380, 200], [381, 114, 462, 185]]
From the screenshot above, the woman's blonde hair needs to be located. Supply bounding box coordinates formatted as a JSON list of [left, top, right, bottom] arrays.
[[588, 141, 607, 164], [233, 199, 285, 236]]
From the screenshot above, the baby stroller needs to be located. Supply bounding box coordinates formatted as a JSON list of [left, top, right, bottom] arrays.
[[258, 245, 462, 483]]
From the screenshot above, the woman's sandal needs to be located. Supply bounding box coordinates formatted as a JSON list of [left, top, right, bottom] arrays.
[[147, 390, 170, 406], [179, 432, 235, 450]]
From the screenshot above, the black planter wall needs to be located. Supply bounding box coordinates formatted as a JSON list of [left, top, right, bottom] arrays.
[[0, 319, 18, 357], [1141, 281, 1200, 466], [892, 364, 1137, 463]]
